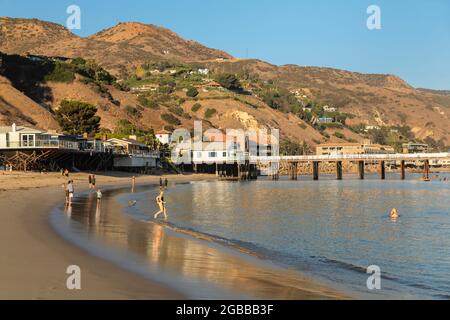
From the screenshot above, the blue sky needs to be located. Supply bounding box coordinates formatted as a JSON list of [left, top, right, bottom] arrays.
[[1, 0, 449, 89]]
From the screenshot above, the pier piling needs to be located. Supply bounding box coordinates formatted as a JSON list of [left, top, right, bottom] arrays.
[[313, 161, 319, 181], [336, 161, 343, 180], [401, 160, 406, 180], [358, 161, 365, 180], [380, 161, 386, 180]]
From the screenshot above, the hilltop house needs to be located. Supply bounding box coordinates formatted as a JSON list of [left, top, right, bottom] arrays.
[[323, 105, 336, 112], [196, 80, 223, 92], [318, 117, 334, 124]]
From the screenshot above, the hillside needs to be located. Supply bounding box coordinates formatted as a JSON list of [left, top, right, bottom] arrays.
[[204, 59, 450, 146], [0, 17, 232, 77], [0, 17, 449, 151]]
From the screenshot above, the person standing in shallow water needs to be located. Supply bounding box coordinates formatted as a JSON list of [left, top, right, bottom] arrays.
[[154, 188, 167, 219], [91, 174, 96, 190]]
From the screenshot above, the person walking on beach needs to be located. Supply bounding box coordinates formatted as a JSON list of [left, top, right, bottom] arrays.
[[67, 180, 74, 205], [88, 175, 92, 189], [154, 188, 167, 219]]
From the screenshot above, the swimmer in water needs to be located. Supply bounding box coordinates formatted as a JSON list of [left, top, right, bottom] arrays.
[[153, 189, 167, 219], [390, 208, 399, 220]]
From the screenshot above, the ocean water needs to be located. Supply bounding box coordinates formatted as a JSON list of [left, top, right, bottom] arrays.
[[51, 173, 450, 299], [150, 173, 450, 299]]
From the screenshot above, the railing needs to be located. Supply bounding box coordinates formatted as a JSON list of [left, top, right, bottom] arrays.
[[252, 152, 450, 162], [1, 140, 79, 150]]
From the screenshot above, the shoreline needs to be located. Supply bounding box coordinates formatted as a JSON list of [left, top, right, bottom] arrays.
[[0, 172, 211, 299], [0, 171, 348, 299]]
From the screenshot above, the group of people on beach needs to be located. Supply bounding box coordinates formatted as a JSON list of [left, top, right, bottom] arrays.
[[63, 171, 102, 205], [63, 171, 168, 220]]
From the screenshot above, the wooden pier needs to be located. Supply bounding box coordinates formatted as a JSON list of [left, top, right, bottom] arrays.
[[255, 153, 450, 181]]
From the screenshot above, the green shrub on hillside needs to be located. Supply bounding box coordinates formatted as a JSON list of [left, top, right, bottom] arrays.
[[161, 113, 181, 125], [333, 132, 346, 139], [43, 62, 74, 82], [204, 108, 217, 119], [214, 73, 242, 91], [186, 86, 199, 97], [191, 103, 202, 112], [168, 105, 184, 117]]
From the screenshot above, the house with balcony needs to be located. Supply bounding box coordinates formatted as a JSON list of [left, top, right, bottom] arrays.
[[0, 123, 79, 149], [106, 137, 160, 169]]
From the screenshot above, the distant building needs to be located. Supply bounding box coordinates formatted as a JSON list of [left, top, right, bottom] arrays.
[[316, 142, 395, 156], [318, 117, 334, 124], [196, 80, 223, 92], [155, 131, 172, 145], [323, 105, 336, 112], [402, 143, 429, 154], [130, 84, 159, 93], [365, 125, 381, 131], [197, 68, 209, 75]]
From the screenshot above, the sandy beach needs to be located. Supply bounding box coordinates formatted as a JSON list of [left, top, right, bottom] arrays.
[[0, 171, 347, 299]]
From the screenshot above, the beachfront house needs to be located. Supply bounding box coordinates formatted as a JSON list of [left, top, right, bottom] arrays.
[[0, 123, 76, 149], [106, 137, 160, 169]]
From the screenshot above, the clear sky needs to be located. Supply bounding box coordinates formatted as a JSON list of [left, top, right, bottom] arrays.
[[1, 0, 449, 89]]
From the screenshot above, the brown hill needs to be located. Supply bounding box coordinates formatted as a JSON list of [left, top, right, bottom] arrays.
[[0, 75, 58, 130], [0, 17, 449, 148], [0, 17, 232, 77], [204, 59, 450, 145]]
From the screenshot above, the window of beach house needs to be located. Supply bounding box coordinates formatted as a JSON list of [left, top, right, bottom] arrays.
[[209, 152, 217, 158], [223, 152, 227, 157], [21, 134, 35, 147]]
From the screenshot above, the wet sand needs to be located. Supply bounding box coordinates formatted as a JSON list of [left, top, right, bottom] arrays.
[[0, 173, 210, 299], [0, 171, 347, 299]]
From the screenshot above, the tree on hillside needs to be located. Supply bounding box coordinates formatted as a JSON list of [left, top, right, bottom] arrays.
[[214, 73, 242, 91], [55, 100, 101, 135], [186, 86, 199, 97]]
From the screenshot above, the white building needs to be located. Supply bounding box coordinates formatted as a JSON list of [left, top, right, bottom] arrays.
[[192, 141, 247, 164], [0, 123, 69, 149], [155, 131, 172, 145], [197, 68, 209, 75], [323, 105, 336, 112]]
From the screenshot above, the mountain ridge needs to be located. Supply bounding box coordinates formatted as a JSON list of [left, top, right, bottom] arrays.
[[0, 17, 449, 148]]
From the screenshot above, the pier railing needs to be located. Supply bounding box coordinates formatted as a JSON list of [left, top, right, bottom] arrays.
[[252, 152, 450, 162]]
